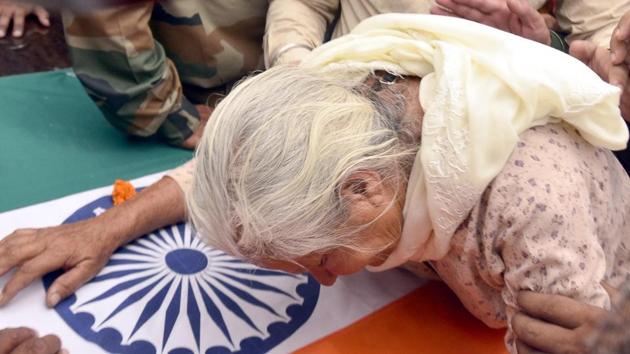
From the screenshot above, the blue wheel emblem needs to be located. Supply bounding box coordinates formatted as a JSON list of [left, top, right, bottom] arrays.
[[165, 249, 208, 275], [43, 195, 320, 354]]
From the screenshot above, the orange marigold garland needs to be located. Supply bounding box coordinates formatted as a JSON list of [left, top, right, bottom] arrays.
[[112, 179, 136, 205]]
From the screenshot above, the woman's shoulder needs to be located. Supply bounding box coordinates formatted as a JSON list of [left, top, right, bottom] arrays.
[[481, 122, 630, 232], [509, 123, 613, 173], [498, 123, 624, 192]]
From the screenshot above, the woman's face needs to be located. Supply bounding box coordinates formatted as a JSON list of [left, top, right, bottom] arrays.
[[260, 171, 405, 286], [257, 75, 423, 286]]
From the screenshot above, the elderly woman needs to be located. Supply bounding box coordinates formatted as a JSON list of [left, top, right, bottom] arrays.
[[184, 14, 630, 352], [1, 14, 629, 353]]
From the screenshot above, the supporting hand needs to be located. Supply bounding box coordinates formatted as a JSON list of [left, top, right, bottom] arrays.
[[512, 291, 614, 354], [431, 0, 550, 45]]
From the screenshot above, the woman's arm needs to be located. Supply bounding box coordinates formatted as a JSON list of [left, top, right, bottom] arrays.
[[0, 175, 186, 308], [489, 127, 627, 353], [434, 125, 628, 353]]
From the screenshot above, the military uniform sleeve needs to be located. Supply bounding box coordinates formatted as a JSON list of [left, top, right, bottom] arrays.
[[556, 0, 630, 48], [264, 0, 339, 67], [62, 2, 199, 145]]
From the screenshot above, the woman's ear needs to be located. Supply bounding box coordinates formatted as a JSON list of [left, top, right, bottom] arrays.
[[340, 171, 390, 207], [339, 171, 402, 238]]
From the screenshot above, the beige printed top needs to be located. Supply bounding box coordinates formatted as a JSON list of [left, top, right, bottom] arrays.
[[432, 124, 630, 352], [166, 159, 196, 194]]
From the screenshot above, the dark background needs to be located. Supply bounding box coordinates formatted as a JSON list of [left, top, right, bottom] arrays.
[[0, 12, 69, 76]]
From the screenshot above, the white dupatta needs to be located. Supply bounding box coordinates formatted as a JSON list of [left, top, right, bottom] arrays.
[[301, 14, 628, 269]]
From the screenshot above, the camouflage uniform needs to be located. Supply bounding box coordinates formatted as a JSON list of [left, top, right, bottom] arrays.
[[63, 1, 268, 145]]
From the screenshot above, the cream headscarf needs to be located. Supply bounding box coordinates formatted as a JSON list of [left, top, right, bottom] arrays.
[[301, 14, 628, 270]]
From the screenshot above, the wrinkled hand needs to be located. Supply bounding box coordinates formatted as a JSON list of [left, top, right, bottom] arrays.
[[0, 220, 119, 308], [0, 1, 49, 38], [571, 40, 630, 121], [179, 104, 213, 150], [0, 327, 64, 354], [611, 11, 630, 74], [512, 291, 614, 354], [431, 0, 550, 45]]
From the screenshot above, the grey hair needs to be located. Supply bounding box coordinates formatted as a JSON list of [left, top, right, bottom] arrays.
[[187, 65, 420, 262]]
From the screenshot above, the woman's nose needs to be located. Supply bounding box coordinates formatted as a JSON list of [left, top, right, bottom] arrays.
[[308, 267, 338, 286]]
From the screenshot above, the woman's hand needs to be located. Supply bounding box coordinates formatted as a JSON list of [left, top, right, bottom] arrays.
[[0, 176, 187, 308], [0, 1, 49, 38], [431, 0, 551, 45], [512, 291, 613, 354], [0, 327, 63, 354], [0, 218, 120, 308]]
